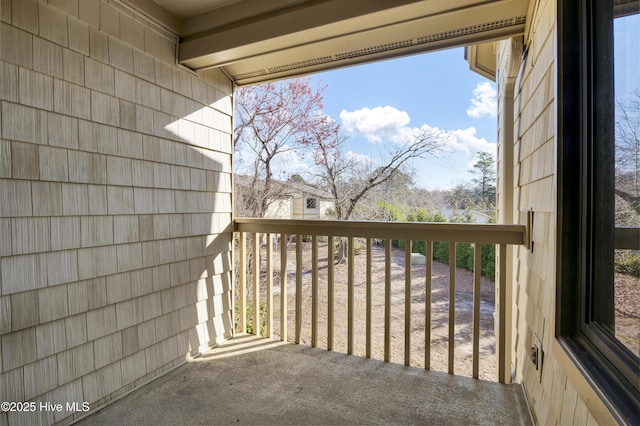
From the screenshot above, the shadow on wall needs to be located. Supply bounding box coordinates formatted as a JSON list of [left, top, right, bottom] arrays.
[[160, 79, 235, 357]]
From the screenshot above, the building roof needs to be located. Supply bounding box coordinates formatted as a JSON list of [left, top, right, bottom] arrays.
[[235, 175, 334, 200], [441, 209, 491, 224]]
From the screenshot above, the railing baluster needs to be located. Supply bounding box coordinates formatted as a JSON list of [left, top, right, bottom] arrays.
[[311, 235, 318, 348], [238, 232, 247, 333], [280, 233, 287, 342], [328, 235, 334, 350], [347, 236, 355, 355], [425, 240, 432, 370], [266, 233, 274, 338], [405, 240, 412, 366], [448, 241, 456, 374], [253, 233, 260, 336], [473, 243, 482, 379], [295, 234, 302, 345], [384, 239, 391, 362], [497, 243, 507, 383], [366, 237, 372, 359]]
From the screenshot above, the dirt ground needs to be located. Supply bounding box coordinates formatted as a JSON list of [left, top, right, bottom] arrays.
[[614, 273, 640, 357], [252, 240, 499, 382]]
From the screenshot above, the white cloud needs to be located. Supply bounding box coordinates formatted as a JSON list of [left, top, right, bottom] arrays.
[[446, 127, 496, 157], [340, 106, 410, 142], [345, 150, 373, 166], [466, 82, 497, 118], [338, 104, 495, 161]]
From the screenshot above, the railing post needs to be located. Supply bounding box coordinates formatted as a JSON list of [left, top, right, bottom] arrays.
[[328, 235, 334, 350], [384, 239, 391, 362], [497, 243, 508, 383], [472, 243, 482, 379], [347, 236, 355, 355], [280, 233, 287, 341], [266, 233, 273, 338], [311, 235, 318, 348], [425, 240, 432, 370], [238, 232, 247, 333], [405, 240, 412, 366], [295, 234, 302, 344], [366, 237, 372, 359], [448, 241, 456, 375], [253, 233, 260, 336]]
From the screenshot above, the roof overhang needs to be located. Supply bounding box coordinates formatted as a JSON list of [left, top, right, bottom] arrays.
[[465, 42, 497, 81], [122, 0, 531, 86]]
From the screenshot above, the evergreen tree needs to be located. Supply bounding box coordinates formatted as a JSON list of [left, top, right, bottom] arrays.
[[469, 151, 496, 209]]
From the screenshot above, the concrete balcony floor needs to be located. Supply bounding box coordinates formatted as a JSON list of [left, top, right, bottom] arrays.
[[78, 334, 532, 425]]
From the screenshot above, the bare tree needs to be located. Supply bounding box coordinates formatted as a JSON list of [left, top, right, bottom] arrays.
[[234, 78, 325, 217], [615, 91, 640, 218], [234, 79, 330, 308], [355, 169, 420, 220], [308, 116, 447, 261], [310, 119, 446, 221]]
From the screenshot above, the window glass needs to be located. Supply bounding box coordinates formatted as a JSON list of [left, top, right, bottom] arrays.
[[613, 11, 639, 359], [306, 198, 317, 209]]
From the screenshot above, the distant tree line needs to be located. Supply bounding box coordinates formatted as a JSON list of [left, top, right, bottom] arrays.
[[381, 208, 496, 280]]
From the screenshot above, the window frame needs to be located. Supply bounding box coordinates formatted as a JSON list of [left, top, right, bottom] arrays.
[[556, 0, 639, 423]]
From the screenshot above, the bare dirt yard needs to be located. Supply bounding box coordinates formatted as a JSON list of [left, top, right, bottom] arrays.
[[250, 239, 500, 382], [614, 273, 640, 357]]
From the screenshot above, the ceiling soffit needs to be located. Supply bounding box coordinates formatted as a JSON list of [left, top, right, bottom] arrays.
[[224, 16, 523, 85], [151, 0, 242, 19], [124, 0, 530, 85]]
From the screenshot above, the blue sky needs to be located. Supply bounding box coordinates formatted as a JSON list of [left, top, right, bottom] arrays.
[[615, 14, 640, 101], [309, 47, 498, 190], [238, 18, 638, 191]]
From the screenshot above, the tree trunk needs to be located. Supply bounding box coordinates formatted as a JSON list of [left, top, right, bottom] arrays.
[[335, 237, 348, 265], [615, 188, 640, 215]]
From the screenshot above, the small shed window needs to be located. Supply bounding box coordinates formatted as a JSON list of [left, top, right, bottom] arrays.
[[306, 198, 317, 209]]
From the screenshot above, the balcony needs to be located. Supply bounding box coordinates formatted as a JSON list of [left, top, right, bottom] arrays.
[[78, 218, 531, 425]]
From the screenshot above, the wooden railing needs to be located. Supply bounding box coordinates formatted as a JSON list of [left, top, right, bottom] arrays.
[[234, 218, 527, 383]]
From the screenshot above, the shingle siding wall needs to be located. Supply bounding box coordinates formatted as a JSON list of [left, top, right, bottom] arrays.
[[499, 0, 595, 423], [0, 1, 233, 424]]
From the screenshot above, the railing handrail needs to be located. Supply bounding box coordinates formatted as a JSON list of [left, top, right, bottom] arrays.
[[615, 226, 640, 250], [234, 217, 527, 245]]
